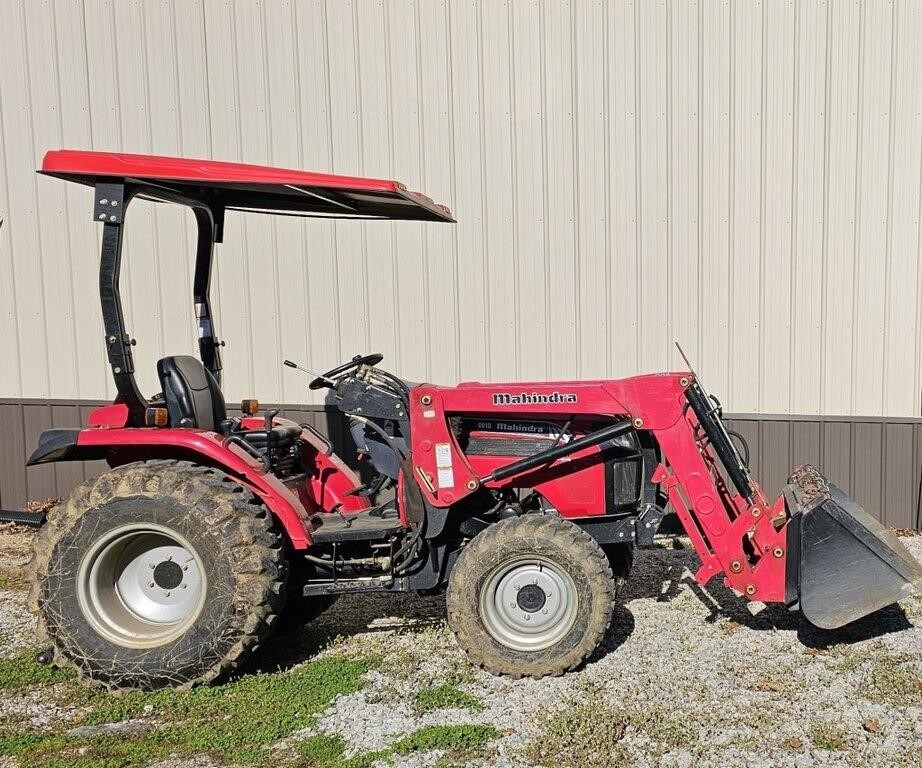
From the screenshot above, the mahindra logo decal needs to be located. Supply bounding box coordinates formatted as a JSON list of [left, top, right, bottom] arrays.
[[492, 391, 578, 406]]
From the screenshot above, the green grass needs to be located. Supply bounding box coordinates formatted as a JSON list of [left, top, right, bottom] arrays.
[[808, 722, 848, 751], [413, 682, 484, 714], [865, 651, 922, 706], [522, 702, 629, 768], [0, 649, 75, 692], [0, 571, 27, 589], [827, 642, 922, 706], [521, 698, 702, 768], [296, 724, 501, 768], [0, 653, 375, 768]]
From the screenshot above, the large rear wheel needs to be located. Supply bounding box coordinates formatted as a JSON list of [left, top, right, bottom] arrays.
[[446, 514, 616, 678], [28, 460, 286, 690]]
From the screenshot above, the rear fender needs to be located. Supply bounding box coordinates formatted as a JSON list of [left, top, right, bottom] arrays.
[[29, 426, 315, 549]]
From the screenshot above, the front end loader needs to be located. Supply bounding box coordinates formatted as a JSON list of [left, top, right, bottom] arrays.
[[24, 150, 921, 689]]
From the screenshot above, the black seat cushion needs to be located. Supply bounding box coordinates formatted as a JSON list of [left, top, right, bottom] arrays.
[[156, 355, 226, 431]]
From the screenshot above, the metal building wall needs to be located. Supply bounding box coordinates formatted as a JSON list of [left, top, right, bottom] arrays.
[[1, 0, 921, 417]]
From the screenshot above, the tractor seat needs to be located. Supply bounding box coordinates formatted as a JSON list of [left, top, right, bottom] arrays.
[[157, 355, 227, 432]]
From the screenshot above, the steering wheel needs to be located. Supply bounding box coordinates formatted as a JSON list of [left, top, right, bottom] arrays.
[[309, 353, 384, 390]]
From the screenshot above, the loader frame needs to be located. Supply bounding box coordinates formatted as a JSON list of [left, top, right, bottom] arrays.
[[407, 374, 788, 603]]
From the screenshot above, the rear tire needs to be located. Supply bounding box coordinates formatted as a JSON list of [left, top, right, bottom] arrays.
[[27, 460, 286, 690], [446, 514, 616, 678]]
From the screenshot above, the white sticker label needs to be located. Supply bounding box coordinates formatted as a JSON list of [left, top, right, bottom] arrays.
[[423, 409, 436, 418], [435, 442, 453, 468], [437, 467, 455, 488]]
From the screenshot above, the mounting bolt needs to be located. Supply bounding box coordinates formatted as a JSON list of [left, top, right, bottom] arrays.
[[750, 507, 761, 518], [680, 376, 689, 387], [730, 560, 742, 573], [632, 417, 644, 428], [113, 366, 122, 373], [110, 200, 118, 206], [98, 213, 106, 220], [466, 479, 478, 491], [99, 198, 108, 205], [420, 394, 432, 406], [109, 215, 117, 222], [745, 584, 756, 596], [773, 547, 784, 558]]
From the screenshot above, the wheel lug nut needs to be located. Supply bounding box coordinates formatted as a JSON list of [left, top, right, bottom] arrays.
[[524, 615, 530, 621], [148, 582, 155, 588], [532, 577, 538, 584], [513, 583, 520, 590], [166, 556, 173, 561], [182, 565, 188, 571], [164, 591, 171, 597], [542, 609, 548, 615], [149, 563, 155, 569], [181, 584, 187, 589]]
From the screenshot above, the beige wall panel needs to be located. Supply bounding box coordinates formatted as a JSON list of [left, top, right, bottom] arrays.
[[0, 0, 920, 417]]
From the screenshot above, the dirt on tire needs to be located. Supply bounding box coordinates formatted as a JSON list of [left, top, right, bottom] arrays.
[[446, 513, 616, 678], [27, 460, 286, 690]]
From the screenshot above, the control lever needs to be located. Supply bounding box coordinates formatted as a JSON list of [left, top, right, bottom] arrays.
[[283, 359, 337, 387]]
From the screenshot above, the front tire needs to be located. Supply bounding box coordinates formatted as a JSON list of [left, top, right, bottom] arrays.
[[27, 460, 286, 690], [446, 514, 616, 678]]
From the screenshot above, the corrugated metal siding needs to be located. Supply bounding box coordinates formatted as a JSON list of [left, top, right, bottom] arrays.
[[0, 0, 921, 416], [2, 398, 919, 530]]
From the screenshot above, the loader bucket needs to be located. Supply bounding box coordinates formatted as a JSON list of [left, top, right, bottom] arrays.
[[784, 465, 922, 630]]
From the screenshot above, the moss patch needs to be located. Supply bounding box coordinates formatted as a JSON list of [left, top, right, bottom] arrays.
[[296, 724, 501, 768], [413, 682, 483, 714], [0, 654, 374, 768]]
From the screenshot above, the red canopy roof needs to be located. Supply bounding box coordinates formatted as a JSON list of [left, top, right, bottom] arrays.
[[40, 150, 454, 222]]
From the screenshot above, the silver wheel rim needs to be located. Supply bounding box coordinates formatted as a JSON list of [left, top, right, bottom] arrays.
[[479, 555, 578, 652], [76, 523, 206, 649]]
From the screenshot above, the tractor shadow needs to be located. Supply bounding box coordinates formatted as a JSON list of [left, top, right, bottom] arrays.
[[248, 591, 448, 674], [638, 543, 913, 649]]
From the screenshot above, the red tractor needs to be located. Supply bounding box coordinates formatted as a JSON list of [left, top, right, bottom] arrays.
[[27, 150, 921, 690]]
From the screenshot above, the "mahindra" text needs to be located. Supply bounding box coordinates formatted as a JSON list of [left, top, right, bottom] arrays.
[[492, 391, 578, 406]]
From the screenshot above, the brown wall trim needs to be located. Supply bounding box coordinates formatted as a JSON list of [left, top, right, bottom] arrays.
[[1, 399, 919, 530]]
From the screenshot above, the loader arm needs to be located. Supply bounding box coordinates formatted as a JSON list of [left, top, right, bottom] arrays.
[[408, 372, 921, 615]]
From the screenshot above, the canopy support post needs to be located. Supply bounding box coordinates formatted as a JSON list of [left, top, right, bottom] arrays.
[[95, 182, 147, 426], [192, 205, 224, 384]]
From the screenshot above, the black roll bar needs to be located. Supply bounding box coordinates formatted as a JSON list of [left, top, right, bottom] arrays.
[[93, 181, 224, 425]]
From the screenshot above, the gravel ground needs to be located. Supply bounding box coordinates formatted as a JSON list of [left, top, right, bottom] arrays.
[[1, 526, 920, 767]]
